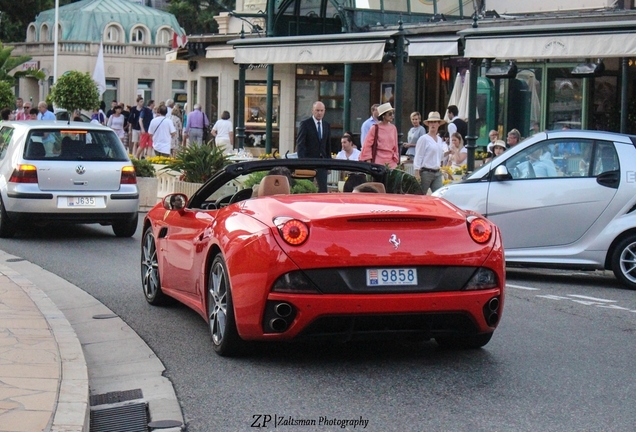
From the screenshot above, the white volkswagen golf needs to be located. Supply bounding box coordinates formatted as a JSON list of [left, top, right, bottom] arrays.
[[434, 130, 636, 289], [0, 121, 139, 237]]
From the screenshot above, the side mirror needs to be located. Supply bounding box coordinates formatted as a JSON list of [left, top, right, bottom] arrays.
[[493, 165, 511, 181], [163, 193, 187, 210]]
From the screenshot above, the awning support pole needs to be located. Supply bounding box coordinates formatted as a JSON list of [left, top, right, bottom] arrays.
[[237, 28, 246, 149], [265, 0, 274, 154], [344, 64, 352, 134], [466, 58, 480, 173], [394, 20, 405, 141], [621, 57, 629, 134]]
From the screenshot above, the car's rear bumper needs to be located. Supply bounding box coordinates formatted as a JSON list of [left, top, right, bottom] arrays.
[[6, 210, 138, 225], [236, 288, 503, 341], [3, 186, 139, 220]]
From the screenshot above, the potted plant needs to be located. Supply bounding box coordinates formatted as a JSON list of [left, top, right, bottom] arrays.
[[163, 144, 230, 184], [131, 158, 159, 210]]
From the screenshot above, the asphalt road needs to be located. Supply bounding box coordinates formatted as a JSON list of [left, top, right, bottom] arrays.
[[2, 220, 636, 431]]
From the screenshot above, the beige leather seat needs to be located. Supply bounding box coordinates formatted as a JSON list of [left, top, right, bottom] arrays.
[[257, 175, 291, 196], [353, 182, 386, 193]]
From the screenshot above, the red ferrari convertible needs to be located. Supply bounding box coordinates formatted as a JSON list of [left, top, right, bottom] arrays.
[[141, 159, 505, 356]]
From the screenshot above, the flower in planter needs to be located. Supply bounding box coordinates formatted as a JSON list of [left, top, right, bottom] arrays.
[[146, 155, 174, 165]]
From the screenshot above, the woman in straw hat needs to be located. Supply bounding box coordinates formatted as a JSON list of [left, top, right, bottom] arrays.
[[359, 103, 399, 169], [414, 111, 447, 193]]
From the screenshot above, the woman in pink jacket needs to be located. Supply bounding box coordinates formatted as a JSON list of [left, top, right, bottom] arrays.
[[360, 103, 399, 168]]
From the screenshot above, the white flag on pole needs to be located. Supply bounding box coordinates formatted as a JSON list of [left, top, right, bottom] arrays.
[[92, 42, 106, 97]]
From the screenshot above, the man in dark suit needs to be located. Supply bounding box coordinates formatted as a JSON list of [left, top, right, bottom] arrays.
[[296, 101, 331, 192]]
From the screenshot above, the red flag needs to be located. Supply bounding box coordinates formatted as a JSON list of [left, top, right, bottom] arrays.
[[172, 31, 188, 49]]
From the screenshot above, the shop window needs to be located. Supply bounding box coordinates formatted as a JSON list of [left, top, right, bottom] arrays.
[[547, 68, 583, 131], [103, 80, 118, 106], [138, 79, 153, 102], [172, 80, 187, 106], [234, 81, 280, 147]]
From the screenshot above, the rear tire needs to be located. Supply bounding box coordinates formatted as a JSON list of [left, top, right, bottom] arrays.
[[611, 235, 636, 290], [208, 254, 244, 356], [435, 332, 493, 349], [141, 227, 171, 305], [0, 197, 16, 238], [113, 214, 138, 237]]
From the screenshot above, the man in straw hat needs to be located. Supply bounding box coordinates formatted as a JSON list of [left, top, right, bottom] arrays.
[[414, 111, 447, 194]]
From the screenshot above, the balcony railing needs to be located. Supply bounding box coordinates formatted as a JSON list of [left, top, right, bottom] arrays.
[[11, 41, 171, 58]]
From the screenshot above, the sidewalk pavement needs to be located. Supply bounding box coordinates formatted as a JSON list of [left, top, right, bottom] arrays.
[[0, 250, 184, 432]]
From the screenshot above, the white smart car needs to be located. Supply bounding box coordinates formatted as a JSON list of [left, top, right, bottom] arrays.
[[0, 121, 139, 237], [434, 130, 636, 289]]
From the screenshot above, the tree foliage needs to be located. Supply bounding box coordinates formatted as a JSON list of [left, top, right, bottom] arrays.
[[167, 0, 229, 35], [0, 0, 75, 42], [0, 81, 14, 110], [50, 71, 99, 113]]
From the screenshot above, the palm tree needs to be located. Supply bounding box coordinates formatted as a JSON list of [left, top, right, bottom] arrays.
[[0, 42, 45, 84]]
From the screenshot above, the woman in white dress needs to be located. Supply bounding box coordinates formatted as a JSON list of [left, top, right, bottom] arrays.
[[211, 110, 233, 153], [170, 105, 183, 157], [448, 132, 467, 169], [106, 105, 126, 144]]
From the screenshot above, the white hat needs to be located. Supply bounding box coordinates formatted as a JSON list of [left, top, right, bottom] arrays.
[[377, 103, 394, 117], [423, 111, 447, 126], [492, 140, 506, 150]]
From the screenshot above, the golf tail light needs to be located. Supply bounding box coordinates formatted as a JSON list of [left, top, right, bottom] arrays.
[[120, 165, 137, 185], [467, 216, 492, 244], [274, 217, 309, 246], [9, 165, 38, 183]]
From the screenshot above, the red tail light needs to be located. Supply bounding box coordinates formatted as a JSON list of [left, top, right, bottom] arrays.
[[120, 166, 137, 184], [274, 217, 309, 246], [467, 216, 492, 244], [9, 165, 38, 183]]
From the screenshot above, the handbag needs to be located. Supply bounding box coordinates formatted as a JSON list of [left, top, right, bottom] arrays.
[[371, 124, 380, 163]]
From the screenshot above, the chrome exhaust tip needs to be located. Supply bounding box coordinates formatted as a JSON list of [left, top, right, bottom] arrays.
[[275, 302, 293, 318], [487, 312, 499, 327], [269, 318, 288, 332], [488, 297, 500, 312]]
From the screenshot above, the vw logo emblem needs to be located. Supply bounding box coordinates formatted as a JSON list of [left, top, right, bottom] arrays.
[[76, 165, 85, 175]]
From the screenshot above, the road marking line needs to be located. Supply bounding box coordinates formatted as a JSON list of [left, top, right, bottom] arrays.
[[536, 294, 570, 300], [597, 304, 631, 311], [507, 283, 540, 291], [567, 294, 616, 303]]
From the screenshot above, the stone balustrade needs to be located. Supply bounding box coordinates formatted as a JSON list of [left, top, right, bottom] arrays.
[[11, 41, 170, 58]]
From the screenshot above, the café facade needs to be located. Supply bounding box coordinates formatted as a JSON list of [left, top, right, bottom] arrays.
[[171, 0, 636, 156]]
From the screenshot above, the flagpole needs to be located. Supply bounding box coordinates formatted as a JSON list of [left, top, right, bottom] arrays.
[[53, 0, 59, 84]]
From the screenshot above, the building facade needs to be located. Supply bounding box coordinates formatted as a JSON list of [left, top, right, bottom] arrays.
[[171, 0, 636, 156], [10, 0, 188, 108]]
